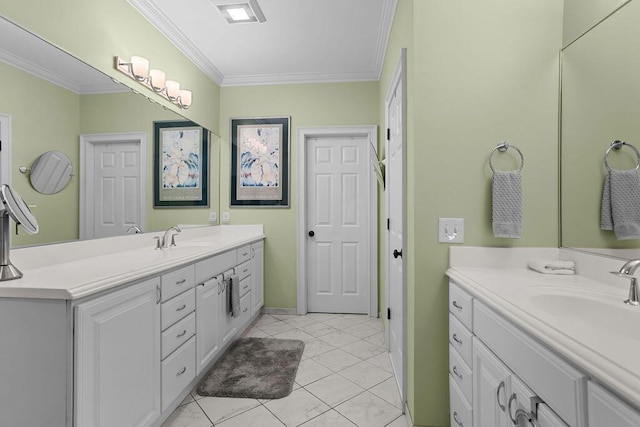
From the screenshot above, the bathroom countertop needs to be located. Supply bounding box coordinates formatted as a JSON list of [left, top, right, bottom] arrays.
[[447, 266, 640, 410], [0, 225, 264, 300]]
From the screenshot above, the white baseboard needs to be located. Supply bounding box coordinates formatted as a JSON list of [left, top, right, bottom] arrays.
[[261, 307, 297, 315]]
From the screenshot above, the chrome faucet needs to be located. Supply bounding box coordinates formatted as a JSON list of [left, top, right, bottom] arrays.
[[161, 226, 181, 248], [127, 226, 142, 234], [611, 259, 640, 306]]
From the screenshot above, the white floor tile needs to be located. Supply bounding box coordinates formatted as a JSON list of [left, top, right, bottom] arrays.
[[369, 377, 403, 409], [257, 321, 295, 335], [264, 388, 330, 426], [253, 314, 279, 327], [161, 402, 212, 427], [302, 339, 336, 358], [365, 352, 394, 373], [197, 396, 260, 424], [298, 409, 357, 426], [340, 339, 386, 360], [272, 328, 316, 342], [304, 373, 365, 407], [342, 323, 381, 339], [295, 358, 334, 386], [313, 348, 361, 372], [323, 316, 365, 330], [318, 330, 360, 347], [338, 361, 393, 389], [386, 414, 411, 427], [305, 313, 343, 321], [242, 327, 270, 338], [283, 315, 318, 328], [364, 331, 386, 346], [216, 405, 285, 427], [335, 391, 402, 427], [301, 322, 339, 338], [360, 318, 384, 331], [179, 393, 194, 406]]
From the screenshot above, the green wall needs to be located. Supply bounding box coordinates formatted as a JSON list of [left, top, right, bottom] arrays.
[[563, 0, 631, 46], [219, 82, 379, 309]]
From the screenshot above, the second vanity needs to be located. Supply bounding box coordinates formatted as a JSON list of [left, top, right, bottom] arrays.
[[447, 247, 640, 427], [0, 225, 264, 427]]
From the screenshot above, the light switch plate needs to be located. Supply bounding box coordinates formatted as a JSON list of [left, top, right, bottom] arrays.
[[438, 218, 464, 243], [221, 211, 230, 224]]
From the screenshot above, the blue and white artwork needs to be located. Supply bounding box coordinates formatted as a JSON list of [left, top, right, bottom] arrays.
[[239, 126, 280, 188], [162, 129, 201, 189]]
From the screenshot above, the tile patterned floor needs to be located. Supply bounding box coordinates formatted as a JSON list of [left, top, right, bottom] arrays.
[[162, 313, 410, 427]]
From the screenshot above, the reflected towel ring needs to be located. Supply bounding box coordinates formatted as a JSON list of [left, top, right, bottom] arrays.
[[489, 142, 524, 172], [604, 140, 640, 171]]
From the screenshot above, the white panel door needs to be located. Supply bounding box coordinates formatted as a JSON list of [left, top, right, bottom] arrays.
[[92, 141, 142, 238], [387, 68, 405, 395], [307, 135, 370, 314]]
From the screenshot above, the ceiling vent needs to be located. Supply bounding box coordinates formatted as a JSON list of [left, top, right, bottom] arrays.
[[217, 0, 266, 24]]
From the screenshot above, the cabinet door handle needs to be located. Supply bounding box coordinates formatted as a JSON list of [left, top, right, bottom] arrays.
[[156, 284, 161, 304], [452, 301, 463, 310], [176, 278, 186, 285], [508, 393, 518, 423], [243, 307, 248, 313], [177, 329, 187, 338], [252, 247, 255, 258], [496, 381, 506, 411], [452, 366, 463, 380], [453, 411, 464, 426], [452, 333, 463, 345], [176, 367, 187, 376], [176, 304, 187, 312]]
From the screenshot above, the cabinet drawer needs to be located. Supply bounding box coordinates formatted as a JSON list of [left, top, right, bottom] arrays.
[[237, 245, 251, 264], [239, 276, 250, 297], [449, 344, 472, 403], [161, 265, 195, 302], [161, 288, 195, 330], [589, 382, 640, 427], [162, 312, 195, 360], [449, 314, 473, 367], [450, 376, 473, 427], [474, 301, 587, 426], [240, 291, 251, 323], [237, 260, 251, 281], [449, 282, 473, 330], [195, 250, 237, 284], [161, 336, 196, 411]]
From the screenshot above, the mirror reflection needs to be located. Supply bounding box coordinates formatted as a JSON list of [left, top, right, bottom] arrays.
[[0, 16, 219, 248], [23, 151, 73, 195], [561, 0, 640, 259]]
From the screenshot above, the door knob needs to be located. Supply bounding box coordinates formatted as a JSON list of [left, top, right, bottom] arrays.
[[393, 249, 402, 259], [308, 230, 315, 237]]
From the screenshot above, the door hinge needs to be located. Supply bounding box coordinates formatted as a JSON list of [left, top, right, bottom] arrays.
[[387, 308, 391, 320], [386, 128, 390, 141], [387, 218, 390, 230]]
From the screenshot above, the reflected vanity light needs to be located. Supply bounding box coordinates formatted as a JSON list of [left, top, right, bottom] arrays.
[[114, 56, 192, 109]]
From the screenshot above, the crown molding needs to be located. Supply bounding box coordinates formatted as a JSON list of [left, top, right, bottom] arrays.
[[128, 0, 225, 85], [0, 48, 81, 93], [373, 0, 399, 80], [221, 71, 379, 87]]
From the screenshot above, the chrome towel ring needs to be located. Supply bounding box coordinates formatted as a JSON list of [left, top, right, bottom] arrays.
[[489, 142, 524, 172], [604, 140, 640, 171]]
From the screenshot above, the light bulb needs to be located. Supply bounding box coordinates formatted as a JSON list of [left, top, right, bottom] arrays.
[[149, 69, 166, 92], [130, 56, 149, 81], [178, 90, 192, 108], [165, 80, 180, 100]]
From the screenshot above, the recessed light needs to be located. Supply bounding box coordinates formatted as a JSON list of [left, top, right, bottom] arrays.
[[217, 0, 266, 24]]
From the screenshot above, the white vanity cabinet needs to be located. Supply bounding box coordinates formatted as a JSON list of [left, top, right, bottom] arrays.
[[588, 382, 640, 427], [75, 277, 161, 427], [449, 282, 474, 427], [251, 240, 264, 315]]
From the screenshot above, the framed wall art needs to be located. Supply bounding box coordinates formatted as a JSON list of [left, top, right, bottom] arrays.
[[153, 120, 209, 208], [230, 116, 290, 207]]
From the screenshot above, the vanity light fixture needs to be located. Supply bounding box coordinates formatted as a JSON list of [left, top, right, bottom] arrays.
[[217, 0, 266, 24], [114, 56, 192, 109]]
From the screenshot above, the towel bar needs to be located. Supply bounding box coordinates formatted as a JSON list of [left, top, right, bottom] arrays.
[[489, 142, 524, 172], [604, 140, 640, 171]]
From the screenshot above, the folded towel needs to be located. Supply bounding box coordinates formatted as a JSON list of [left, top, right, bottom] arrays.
[[601, 170, 640, 240], [528, 259, 575, 275], [230, 274, 240, 318], [492, 170, 522, 238]]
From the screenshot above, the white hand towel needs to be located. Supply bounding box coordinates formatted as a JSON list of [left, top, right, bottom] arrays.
[[528, 259, 575, 275], [492, 170, 522, 238], [601, 170, 640, 240]]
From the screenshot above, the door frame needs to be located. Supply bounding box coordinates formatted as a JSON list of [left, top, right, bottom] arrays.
[[0, 113, 12, 186], [385, 48, 407, 403], [297, 126, 378, 316], [79, 132, 147, 240]]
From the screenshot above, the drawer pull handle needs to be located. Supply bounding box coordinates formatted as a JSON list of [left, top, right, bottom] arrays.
[[452, 366, 463, 380], [453, 411, 464, 426], [176, 304, 187, 312], [452, 301, 463, 310], [177, 367, 187, 376], [452, 333, 463, 345], [508, 393, 518, 423], [176, 278, 187, 285], [243, 307, 248, 313], [177, 329, 187, 338], [243, 252, 248, 257], [497, 381, 506, 411]]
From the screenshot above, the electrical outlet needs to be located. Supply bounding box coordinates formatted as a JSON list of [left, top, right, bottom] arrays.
[[221, 211, 230, 224], [438, 218, 464, 243], [208, 211, 217, 223]]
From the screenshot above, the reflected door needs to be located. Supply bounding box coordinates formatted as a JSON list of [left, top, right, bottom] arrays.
[[306, 135, 370, 314]]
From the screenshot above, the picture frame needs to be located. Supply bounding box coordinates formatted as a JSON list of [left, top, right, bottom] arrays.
[[230, 116, 290, 207], [153, 120, 209, 208]]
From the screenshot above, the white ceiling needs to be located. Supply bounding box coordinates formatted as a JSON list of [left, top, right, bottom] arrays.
[[128, 0, 397, 86]]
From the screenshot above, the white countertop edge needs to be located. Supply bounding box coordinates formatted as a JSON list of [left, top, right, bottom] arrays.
[[446, 267, 640, 410], [1, 234, 265, 300]]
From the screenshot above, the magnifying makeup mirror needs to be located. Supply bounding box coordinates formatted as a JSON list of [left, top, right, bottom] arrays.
[[0, 184, 39, 280], [21, 151, 73, 194]]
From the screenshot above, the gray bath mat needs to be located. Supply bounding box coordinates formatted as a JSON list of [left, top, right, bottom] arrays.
[[196, 337, 305, 399]]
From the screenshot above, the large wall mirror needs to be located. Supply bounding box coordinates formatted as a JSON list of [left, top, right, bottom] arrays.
[[0, 16, 220, 247], [561, 0, 640, 258]]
